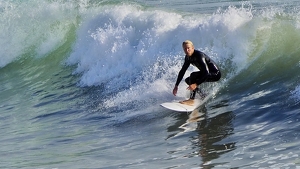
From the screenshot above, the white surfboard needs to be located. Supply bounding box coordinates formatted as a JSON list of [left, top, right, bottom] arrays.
[[160, 99, 203, 112]]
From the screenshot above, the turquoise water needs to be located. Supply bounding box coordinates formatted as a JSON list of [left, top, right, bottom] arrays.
[[1, 0, 300, 168]]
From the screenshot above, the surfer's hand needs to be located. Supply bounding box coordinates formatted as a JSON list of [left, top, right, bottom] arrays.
[[173, 86, 178, 96], [187, 84, 197, 91]]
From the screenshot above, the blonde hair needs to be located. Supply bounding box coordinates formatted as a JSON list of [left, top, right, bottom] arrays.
[[182, 40, 194, 47]]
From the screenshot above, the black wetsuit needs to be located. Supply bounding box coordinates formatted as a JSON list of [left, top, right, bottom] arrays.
[[175, 50, 221, 99]]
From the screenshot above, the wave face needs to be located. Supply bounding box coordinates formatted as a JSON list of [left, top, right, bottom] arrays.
[[0, 0, 300, 168]]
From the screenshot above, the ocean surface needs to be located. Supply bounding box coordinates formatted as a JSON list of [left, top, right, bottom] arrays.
[[1, 0, 300, 168]]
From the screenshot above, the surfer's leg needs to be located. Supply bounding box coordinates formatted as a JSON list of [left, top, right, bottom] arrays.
[[185, 76, 197, 99], [206, 70, 221, 82], [189, 88, 199, 99], [185, 76, 192, 85], [185, 72, 202, 99]]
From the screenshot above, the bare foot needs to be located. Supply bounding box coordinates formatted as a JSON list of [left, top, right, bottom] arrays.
[[179, 99, 194, 106]]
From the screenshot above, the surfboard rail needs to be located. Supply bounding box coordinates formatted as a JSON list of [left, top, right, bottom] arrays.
[[160, 99, 203, 112]]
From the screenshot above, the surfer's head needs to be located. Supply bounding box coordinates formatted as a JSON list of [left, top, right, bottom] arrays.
[[182, 40, 195, 57]]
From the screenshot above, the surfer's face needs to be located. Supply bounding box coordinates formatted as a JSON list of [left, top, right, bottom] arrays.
[[183, 44, 194, 57]]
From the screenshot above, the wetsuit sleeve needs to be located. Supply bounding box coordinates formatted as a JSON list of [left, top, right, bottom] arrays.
[[175, 59, 190, 86]]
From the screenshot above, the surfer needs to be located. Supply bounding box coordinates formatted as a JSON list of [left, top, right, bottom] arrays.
[[172, 40, 221, 106]]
